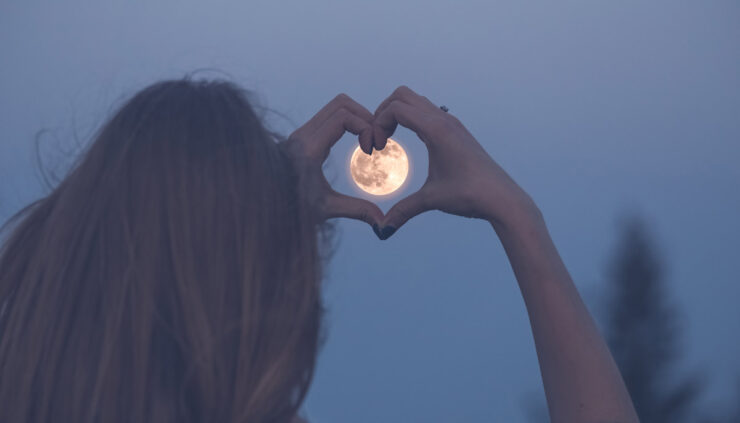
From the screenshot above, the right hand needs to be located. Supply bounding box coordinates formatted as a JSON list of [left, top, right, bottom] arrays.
[[372, 86, 540, 239]]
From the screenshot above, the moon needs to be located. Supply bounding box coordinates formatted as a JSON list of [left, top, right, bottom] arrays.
[[350, 138, 409, 196]]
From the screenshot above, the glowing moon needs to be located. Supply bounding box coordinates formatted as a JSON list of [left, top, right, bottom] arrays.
[[350, 138, 409, 196]]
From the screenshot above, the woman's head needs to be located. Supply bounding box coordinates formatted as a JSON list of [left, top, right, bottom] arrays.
[[0, 79, 325, 422]]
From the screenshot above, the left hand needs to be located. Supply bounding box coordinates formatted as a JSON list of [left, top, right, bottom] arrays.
[[280, 94, 384, 227]]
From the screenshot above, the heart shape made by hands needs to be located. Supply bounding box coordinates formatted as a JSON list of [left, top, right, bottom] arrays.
[[286, 86, 509, 241]]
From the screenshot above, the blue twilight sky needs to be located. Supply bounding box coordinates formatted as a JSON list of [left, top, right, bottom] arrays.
[[1, 1, 739, 421]]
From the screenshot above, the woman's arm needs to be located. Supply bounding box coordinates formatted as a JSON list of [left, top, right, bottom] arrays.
[[372, 86, 639, 423], [491, 202, 638, 423]]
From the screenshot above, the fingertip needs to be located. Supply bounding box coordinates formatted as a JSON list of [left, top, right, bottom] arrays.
[[361, 201, 385, 229], [359, 138, 372, 155], [374, 134, 388, 150], [372, 223, 382, 240], [378, 225, 397, 240], [359, 128, 374, 155]]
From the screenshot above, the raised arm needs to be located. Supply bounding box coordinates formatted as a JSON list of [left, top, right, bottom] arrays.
[[372, 86, 639, 423], [489, 205, 639, 423]]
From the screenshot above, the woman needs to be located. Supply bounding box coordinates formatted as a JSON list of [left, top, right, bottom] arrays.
[[0, 79, 639, 422]]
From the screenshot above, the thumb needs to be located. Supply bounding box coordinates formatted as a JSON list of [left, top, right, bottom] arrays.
[[323, 191, 384, 228], [376, 189, 430, 240]]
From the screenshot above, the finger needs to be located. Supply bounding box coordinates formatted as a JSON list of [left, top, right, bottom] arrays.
[[374, 100, 439, 146], [374, 85, 439, 117], [372, 119, 396, 151], [373, 86, 440, 149], [372, 126, 388, 150], [313, 106, 374, 155], [324, 191, 384, 227], [297, 93, 374, 139], [376, 189, 431, 240]]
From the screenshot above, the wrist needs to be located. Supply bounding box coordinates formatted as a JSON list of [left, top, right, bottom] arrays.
[[485, 193, 545, 235]]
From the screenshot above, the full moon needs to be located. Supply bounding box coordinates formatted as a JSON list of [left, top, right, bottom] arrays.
[[350, 138, 409, 196]]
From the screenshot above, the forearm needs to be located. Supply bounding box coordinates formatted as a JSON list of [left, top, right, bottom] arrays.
[[368, 84, 637, 420], [490, 203, 638, 423]]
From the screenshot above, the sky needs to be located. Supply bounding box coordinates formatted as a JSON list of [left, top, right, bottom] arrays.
[[1, 1, 739, 421]]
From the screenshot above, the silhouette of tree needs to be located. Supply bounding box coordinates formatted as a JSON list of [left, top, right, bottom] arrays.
[[729, 379, 740, 421], [603, 214, 703, 423], [524, 213, 737, 422], [700, 377, 740, 423]]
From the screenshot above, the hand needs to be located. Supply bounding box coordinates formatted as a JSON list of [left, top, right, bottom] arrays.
[[281, 94, 384, 227], [372, 86, 540, 239]]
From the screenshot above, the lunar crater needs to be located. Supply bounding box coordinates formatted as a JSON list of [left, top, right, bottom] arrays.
[[349, 138, 409, 196]]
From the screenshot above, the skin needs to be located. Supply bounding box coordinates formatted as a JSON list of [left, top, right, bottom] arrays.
[[284, 87, 640, 423], [281, 93, 384, 226]]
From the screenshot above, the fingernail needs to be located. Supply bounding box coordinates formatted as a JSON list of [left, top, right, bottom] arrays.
[[372, 223, 382, 239], [379, 225, 397, 240]]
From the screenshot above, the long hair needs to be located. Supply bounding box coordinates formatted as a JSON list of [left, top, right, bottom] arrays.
[[0, 79, 326, 422]]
